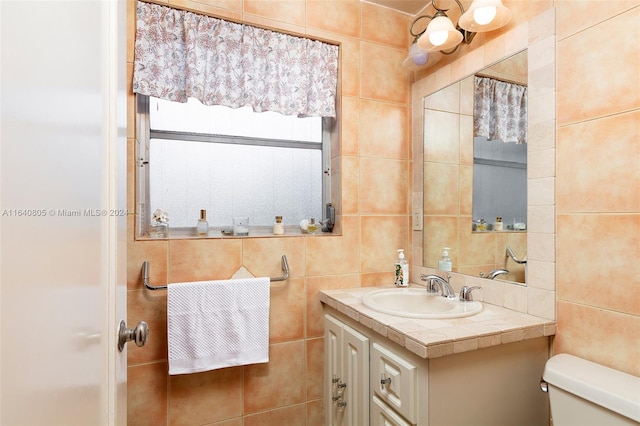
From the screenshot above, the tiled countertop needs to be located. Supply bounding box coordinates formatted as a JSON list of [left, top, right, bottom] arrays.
[[320, 286, 556, 360]]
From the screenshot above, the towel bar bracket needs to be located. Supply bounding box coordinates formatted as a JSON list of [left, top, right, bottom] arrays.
[[142, 255, 290, 290]]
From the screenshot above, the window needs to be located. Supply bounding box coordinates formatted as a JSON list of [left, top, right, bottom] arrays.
[[136, 95, 332, 236]]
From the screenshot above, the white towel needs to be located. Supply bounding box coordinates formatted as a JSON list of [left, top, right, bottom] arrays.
[[167, 277, 270, 375]]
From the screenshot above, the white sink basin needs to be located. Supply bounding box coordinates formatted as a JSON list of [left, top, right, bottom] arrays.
[[362, 287, 483, 319]]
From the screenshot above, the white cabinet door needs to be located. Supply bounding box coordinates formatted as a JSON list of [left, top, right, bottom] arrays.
[[371, 342, 418, 424], [371, 395, 413, 426], [324, 314, 369, 426]]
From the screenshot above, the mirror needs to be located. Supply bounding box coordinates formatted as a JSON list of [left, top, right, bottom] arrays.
[[422, 50, 528, 284]]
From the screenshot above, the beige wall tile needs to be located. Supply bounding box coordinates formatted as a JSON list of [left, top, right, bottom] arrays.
[[556, 301, 640, 376], [359, 100, 408, 159], [360, 158, 409, 214], [127, 289, 168, 365], [306, 0, 361, 38], [341, 156, 360, 215], [128, 240, 168, 289], [306, 216, 361, 276], [423, 162, 459, 215], [360, 41, 409, 104], [557, 214, 640, 316], [269, 277, 306, 343], [208, 418, 243, 426], [555, 0, 639, 41], [169, 367, 243, 425], [557, 7, 640, 125], [360, 216, 409, 273], [127, 362, 168, 426], [243, 0, 305, 26], [557, 111, 640, 213], [361, 2, 409, 49], [244, 341, 306, 413], [306, 399, 325, 426], [242, 237, 305, 278], [337, 36, 361, 98], [168, 239, 242, 282], [244, 404, 307, 426], [423, 216, 458, 268], [306, 337, 324, 400], [307, 274, 361, 337], [424, 81, 459, 113], [459, 165, 472, 216], [341, 97, 360, 156], [424, 109, 460, 164], [527, 287, 555, 320]]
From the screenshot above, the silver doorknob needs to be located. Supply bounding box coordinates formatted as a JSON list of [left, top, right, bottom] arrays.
[[118, 320, 149, 352]]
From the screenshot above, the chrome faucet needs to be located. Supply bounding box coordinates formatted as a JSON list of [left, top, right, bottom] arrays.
[[480, 269, 509, 279], [420, 274, 456, 299]]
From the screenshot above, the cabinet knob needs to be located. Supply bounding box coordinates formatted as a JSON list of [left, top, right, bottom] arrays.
[[380, 373, 392, 385]]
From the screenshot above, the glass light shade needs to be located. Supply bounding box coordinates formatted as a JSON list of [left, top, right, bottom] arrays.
[[417, 15, 463, 52], [459, 0, 511, 32], [410, 42, 428, 66], [474, 6, 496, 25], [402, 43, 442, 71]]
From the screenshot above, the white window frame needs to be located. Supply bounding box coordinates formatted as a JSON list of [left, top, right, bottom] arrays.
[[135, 94, 333, 238]]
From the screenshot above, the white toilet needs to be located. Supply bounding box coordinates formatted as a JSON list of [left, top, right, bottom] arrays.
[[542, 353, 640, 425]]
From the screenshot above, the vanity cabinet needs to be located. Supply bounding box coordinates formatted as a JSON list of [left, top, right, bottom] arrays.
[[324, 314, 370, 426], [324, 310, 550, 426]]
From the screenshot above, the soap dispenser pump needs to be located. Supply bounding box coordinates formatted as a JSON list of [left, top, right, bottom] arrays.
[[438, 247, 452, 272], [394, 249, 409, 287]]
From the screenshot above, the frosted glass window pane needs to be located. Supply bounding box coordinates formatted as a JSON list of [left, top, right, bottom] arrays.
[[150, 97, 321, 143], [149, 139, 322, 228]]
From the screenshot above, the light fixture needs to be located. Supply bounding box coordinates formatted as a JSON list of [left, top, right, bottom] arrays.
[[402, 39, 442, 71], [405, 0, 511, 69]]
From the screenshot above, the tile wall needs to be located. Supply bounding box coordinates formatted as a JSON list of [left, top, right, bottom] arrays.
[[126, 0, 412, 425], [553, 0, 640, 376]]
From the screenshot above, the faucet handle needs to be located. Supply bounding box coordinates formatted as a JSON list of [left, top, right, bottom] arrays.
[[459, 286, 482, 302]]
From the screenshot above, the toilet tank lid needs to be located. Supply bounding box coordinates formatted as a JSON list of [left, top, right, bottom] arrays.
[[543, 354, 640, 423]]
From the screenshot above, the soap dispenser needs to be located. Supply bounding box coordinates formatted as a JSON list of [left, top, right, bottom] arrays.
[[438, 247, 452, 272], [394, 249, 409, 287]]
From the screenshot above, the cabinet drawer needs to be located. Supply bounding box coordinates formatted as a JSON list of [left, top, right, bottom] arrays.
[[371, 343, 418, 424], [371, 395, 412, 426]]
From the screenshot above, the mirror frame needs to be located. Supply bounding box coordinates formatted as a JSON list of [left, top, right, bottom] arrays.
[[411, 8, 557, 319]]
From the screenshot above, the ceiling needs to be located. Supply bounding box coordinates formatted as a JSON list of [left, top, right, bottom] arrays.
[[363, 0, 430, 15]]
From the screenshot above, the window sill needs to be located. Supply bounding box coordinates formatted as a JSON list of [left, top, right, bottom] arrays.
[[137, 225, 339, 241]]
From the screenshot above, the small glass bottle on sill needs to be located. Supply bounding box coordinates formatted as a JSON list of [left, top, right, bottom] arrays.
[[149, 209, 169, 238], [197, 209, 209, 236], [149, 221, 169, 238], [273, 215, 285, 235], [307, 218, 318, 234]]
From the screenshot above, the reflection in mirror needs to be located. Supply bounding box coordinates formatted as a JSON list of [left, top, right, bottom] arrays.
[[423, 50, 528, 284]]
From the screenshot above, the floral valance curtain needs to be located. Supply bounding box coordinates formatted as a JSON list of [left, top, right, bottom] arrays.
[[474, 76, 528, 144], [133, 1, 339, 118]]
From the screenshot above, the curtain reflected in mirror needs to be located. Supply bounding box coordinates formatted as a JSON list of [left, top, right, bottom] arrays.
[[422, 50, 528, 284]]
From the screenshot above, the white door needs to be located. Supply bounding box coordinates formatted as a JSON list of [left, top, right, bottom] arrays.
[[0, 1, 128, 424]]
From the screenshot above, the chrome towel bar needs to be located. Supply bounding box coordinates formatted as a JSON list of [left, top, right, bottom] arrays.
[[142, 254, 290, 290]]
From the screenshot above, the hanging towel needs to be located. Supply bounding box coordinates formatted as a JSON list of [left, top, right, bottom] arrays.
[[167, 277, 270, 375]]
